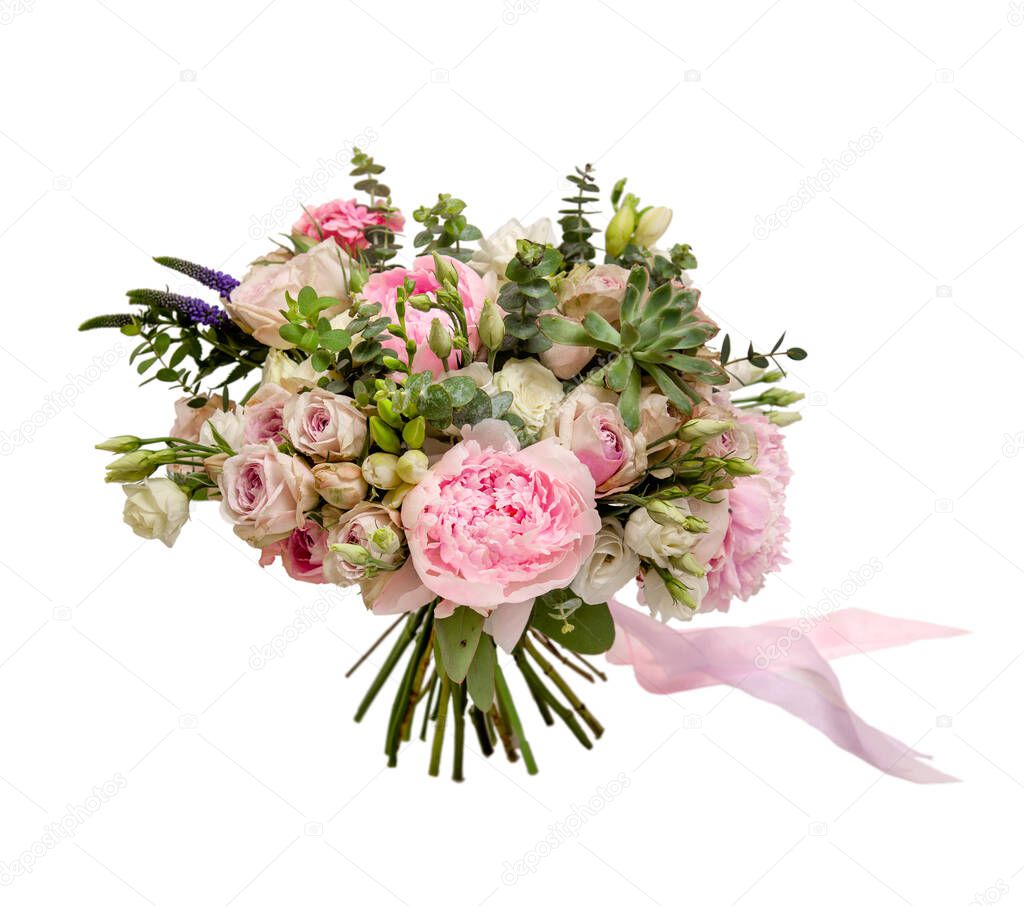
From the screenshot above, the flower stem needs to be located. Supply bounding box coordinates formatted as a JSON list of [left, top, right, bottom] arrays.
[[428, 672, 451, 777], [522, 637, 604, 738], [354, 609, 424, 722], [451, 682, 466, 782], [495, 664, 538, 775]]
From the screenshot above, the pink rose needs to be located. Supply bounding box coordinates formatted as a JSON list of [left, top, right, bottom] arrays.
[[282, 388, 366, 460], [170, 395, 229, 442], [293, 199, 405, 257], [323, 503, 405, 585], [359, 255, 488, 374], [259, 519, 329, 584], [402, 419, 601, 609], [218, 442, 317, 545], [558, 263, 630, 325], [538, 313, 596, 379], [226, 240, 348, 348], [243, 383, 291, 445], [546, 385, 645, 495]]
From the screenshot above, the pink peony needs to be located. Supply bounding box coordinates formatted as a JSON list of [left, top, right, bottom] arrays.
[[359, 255, 488, 375], [702, 411, 791, 612], [218, 442, 317, 545], [401, 420, 601, 610], [259, 520, 329, 583], [293, 198, 404, 256]]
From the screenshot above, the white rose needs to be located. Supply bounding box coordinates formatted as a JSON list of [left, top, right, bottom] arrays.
[[570, 517, 639, 604], [226, 240, 350, 348], [492, 358, 564, 433], [282, 388, 366, 460], [199, 408, 246, 452], [640, 568, 708, 623], [261, 350, 319, 393], [122, 477, 189, 547], [469, 217, 555, 278]]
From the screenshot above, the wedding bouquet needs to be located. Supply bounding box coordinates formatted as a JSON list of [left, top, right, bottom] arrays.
[[82, 152, 957, 783]]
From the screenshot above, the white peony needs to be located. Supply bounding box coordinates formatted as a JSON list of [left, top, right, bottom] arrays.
[[492, 358, 564, 433], [570, 518, 639, 604], [122, 477, 190, 547], [469, 217, 556, 278]]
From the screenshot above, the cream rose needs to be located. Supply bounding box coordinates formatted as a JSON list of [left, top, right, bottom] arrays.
[[312, 461, 368, 509], [282, 388, 366, 460], [122, 477, 190, 547], [261, 350, 319, 393], [199, 408, 246, 452], [570, 517, 639, 604], [492, 358, 564, 433], [226, 240, 349, 348]]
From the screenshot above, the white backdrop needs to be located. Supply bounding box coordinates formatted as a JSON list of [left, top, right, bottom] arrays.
[[2, 1, 1022, 903]]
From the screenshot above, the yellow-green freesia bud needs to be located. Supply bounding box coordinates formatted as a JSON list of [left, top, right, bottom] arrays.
[[369, 416, 402, 453], [605, 199, 638, 257], [402, 416, 426, 449], [396, 449, 429, 485], [427, 318, 453, 362], [361, 452, 401, 489], [96, 435, 142, 453], [479, 298, 505, 351], [633, 206, 672, 248]]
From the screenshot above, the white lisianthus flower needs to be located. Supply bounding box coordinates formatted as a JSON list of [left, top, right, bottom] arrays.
[[492, 358, 564, 433], [122, 477, 190, 547], [570, 517, 639, 604], [199, 408, 246, 452], [624, 498, 726, 568], [640, 568, 708, 623], [469, 217, 556, 278]]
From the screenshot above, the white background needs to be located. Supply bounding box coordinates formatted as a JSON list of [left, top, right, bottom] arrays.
[[1, 0, 1022, 903]]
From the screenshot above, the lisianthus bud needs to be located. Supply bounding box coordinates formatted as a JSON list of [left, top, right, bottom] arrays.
[[605, 197, 638, 257], [396, 449, 429, 485], [768, 410, 802, 427], [479, 298, 505, 351], [427, 318, 452, 361], [682, 515, 709, 534], [203, 452, 229, 481], [724, 459, 759, 476], [674, 551, 706, 578], [432, 252, 460, 287], [633, 206, 672, 248], [679, 419, 734, 441], [370, 526, 400, 556], [313, 461, 368, 509], [663, 571, 698, 610], [407, 293, 433, 312], [361, 452, 401, 489], [105, 450, 157, 483], [96, 435, 142, 453], [330, 542, 371, 565], [760, 388, 805, 407], [645, 499, 688, 526]]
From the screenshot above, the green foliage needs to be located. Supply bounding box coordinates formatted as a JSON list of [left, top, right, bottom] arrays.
[[277, 286, 352, 372], [557, 164, 600, 266], [540, 266, 727, 430], [496, 240, 564, 356], [435, 606, 485, 683], [529, 591, 615, 655], [466, 634, 496, 711], [411, 194, 482, 264], [350, 147, 401, 269], [720, 331, 808, 382]]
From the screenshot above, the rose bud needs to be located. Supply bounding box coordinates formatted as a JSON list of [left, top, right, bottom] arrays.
[[313, 461, 368, 509]]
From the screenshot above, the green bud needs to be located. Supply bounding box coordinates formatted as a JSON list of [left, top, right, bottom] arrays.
[[427, 318, 453, 362], [349, 261, 370, 294], [370, 526, 400, 556], [369, 416, 402, 454], [396, 449, 429, 485], [724, 458, 759, 476], [760, 388, 805, 407], [96, 435, 142, 453], [761, 370, 784, 383], [605, 195, 638, 257], [104, 450, 157, 483], [676, 552, 706, 578], [330, 542, 371, 566], [376, 397, 403, 429], [679, 419, 734, 442], [382, 482, 414, 509], [381, 355, 406, 372], [633, 206, 672, 248], [768, 410, 802, 427], [402, 416, 426, 449], [682, 515, 709, 534], [479, 298, 505, 351], [361, 452, 401, 489], [662, 572, 698, 611], [432, 251, 460, 287], [645, 499, 686, 526], [407, 293, 433, 312]]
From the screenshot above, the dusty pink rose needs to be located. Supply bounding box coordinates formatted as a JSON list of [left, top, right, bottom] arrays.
[[293, 199, 405, 256], [322, 503, 404, 586], [170, 395, 229, 442], [702, 411, 791, 613], [226, 240, 348, 348], [218, 442, 317, 545], [558, 263, 630, 325], [538, 312, 596, 379], [359, 255, 488, 374], [259, 520, 329, 583], [282, 388, 366, 460], [402, 419, 601, 609], [546, 385, 645, 495], [243, 383, 291, 445]]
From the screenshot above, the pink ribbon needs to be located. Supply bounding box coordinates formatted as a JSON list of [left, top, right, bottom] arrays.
[[607, 603, 967, 783]]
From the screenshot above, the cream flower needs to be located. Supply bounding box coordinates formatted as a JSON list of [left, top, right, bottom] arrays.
[[469, 217, 555, 278], [570, 517, 639, 604], [492, 358, 564, 433], [122, 477, 189, 547]]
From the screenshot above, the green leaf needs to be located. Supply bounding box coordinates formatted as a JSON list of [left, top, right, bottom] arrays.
[[152, 333, 171, 356], [538, 315, 591, 347], [530, 594, 615, 654], [298, 329, 320, 354], [452, 388, 493, 427], [720, 334, 731, 365], [466, 634, 496, 711], [441, 376, 477, 407], [318, 329, 350, 352], [786, 347, 807, 360], [583, 312, 621, 348], [490, 391, 513, 418], [619, 364, 642, 432], [435, 606, 484, 683], [419, 384, 452, 420], [156, 367, 179, 383], [279, 322, 305, 345], [311, 349, 333, 372], [297, 285, 319, 316]]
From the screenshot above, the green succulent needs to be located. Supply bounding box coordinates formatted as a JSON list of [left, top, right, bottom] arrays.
[[539, 267, 727, 431]]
